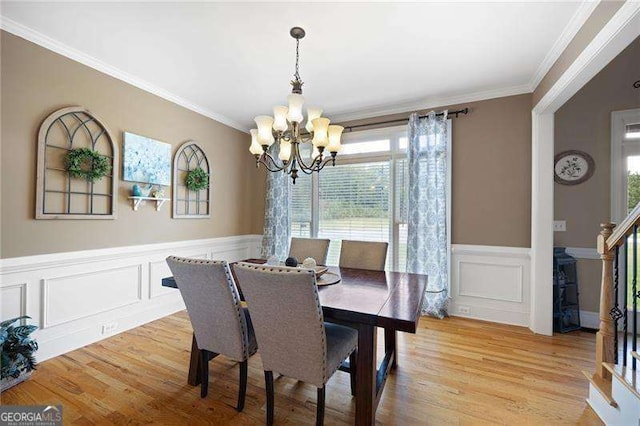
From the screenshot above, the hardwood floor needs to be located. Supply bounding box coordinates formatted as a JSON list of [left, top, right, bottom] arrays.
[[1, 311, 602, 425]]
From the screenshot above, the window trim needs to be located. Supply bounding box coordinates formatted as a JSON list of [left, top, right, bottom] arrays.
[[611, 108, 640, 223]]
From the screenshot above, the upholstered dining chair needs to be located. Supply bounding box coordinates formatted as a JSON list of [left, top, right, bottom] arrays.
[[288, 237, 331, 265], [338, 240, 389, 271], [166, 256, 257, 411], [234, 262, 357, 426]]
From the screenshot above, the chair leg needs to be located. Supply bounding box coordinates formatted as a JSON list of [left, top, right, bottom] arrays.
[[349, 349, 357, 397], [200, 350, 209, 398], [316, 386, 325, 426], [264, 371, 274, 426], [237, 360, 248, 412]]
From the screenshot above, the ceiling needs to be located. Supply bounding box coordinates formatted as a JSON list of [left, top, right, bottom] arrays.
[[1, 1, 588, 131]]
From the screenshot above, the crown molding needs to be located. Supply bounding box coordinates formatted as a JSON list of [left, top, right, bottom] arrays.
[[528, 0, 601, 92], [0, 16, 250, 133], [329, 84, 531, 124], [533, 0, 640, 113]]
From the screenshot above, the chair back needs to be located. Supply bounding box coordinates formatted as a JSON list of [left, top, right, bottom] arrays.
[[166, 256, 251, 361], [339, 240, 389, 271], [233, 263, 328, 387], [288, 237, 330, 265]]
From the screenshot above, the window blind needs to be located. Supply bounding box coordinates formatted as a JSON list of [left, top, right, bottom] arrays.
[[291, 172, 312, 238], [395, 158, 408, 272], [317, 161, 391, 265]]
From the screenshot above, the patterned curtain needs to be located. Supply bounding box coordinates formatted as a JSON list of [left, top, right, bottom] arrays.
[[406, 111, 449, 318], [261, 141, 291, 260]]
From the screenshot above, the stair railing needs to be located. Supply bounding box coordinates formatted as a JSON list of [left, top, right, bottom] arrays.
[[596, 203, 640, 384]]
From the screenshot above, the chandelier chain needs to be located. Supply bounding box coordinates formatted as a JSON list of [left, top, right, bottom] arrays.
[[294, 38, 301, 83]]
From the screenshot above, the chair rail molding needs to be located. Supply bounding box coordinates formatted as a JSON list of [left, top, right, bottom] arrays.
[[565, 247, 600, 260], [0, 234, 262, 361]]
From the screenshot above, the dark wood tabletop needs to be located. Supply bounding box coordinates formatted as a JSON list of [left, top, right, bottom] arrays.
[[162, 260, 426, 333], [314, 266, 427, 333]]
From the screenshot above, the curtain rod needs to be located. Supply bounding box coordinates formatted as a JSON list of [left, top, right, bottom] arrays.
[[343, 107, 470, 132]]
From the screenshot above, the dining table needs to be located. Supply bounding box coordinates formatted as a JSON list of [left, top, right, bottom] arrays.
[[162, 260, 427, 426]]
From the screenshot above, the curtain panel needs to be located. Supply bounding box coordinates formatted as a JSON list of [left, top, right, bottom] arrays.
[[406, 111, 449, 318], [261, 141, 291, 260]]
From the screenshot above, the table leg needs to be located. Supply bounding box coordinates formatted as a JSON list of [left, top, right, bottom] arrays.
[[355, 323, 377, 426], [384, 328, 397, 369], [188, 333, 201, 386]]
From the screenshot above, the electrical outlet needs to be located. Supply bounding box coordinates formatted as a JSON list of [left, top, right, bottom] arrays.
[[458, 306, 470, 314], [101, 322, 118, 335], [553, 220, 566, 232]]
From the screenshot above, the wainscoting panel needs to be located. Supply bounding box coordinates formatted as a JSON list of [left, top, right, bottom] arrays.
[[42, 265, 143, 328], [0, 235, 262, 362], [451, 245, 531, 327], [0, 283, 27, 320]]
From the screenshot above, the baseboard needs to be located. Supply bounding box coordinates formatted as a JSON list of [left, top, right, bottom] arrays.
[[0, 234, 262, 362], [449, 300, 530, 327], [450, 244, 531, 327]]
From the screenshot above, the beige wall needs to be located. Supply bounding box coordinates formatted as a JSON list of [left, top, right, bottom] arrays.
[[1, 31, 264, 258], [554, 36, 640, 312], [533, 0, 625, 106], [554, 37, 640, 248], [340, 94, 533, 248]]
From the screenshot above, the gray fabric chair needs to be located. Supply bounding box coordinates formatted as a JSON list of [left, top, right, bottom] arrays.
[[288, 237, 331, 265], [234, 262, 357, 426], [338, 240, 389, 271], [166, 256, 257, 411]]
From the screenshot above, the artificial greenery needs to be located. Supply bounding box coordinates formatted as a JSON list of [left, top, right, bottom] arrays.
[[65, 148, 111, 183], [185, 167, 209, 191], [1, 316, 38, 380]]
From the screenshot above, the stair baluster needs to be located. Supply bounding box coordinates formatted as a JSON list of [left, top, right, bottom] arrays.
[[633, 225, 638, 370]]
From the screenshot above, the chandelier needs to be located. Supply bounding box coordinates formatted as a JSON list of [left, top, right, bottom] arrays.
[[249, 27, 343, 184]]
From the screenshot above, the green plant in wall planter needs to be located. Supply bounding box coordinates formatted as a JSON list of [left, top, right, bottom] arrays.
[[0, 316, 38, 392]]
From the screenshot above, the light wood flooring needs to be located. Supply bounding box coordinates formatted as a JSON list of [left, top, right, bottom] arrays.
[[1, 311, 603, 425]]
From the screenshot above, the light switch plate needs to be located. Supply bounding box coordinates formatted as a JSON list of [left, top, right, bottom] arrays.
[[553, 220, 566, 232]]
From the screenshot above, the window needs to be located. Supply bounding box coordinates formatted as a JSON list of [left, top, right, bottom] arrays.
[[291, 126, 410, 271], [611, 109, 640, 310], [612, 109, 640, 221]]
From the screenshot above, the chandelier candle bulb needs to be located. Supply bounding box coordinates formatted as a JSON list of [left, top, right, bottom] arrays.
[[279, 140, 292, 161], [311, 117, 330, 148], [327, 125, 344, 153], [273, 106, 288, 131], [305, 107, 323, 133], [249, 129, 263, 155], [255, 115, 275, 146], [287, 94, 305, 123]]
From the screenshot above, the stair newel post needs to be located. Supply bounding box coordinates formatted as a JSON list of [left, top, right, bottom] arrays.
[[596, 222, 616, 381]]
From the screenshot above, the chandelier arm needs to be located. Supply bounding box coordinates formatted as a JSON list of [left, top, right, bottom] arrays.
[[292, 144, 321, 171], [260, 153, 286, 172], [297, 153, 328, 175], [259, 158, 286, 173]]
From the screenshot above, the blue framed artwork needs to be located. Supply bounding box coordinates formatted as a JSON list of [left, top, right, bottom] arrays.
[[123, 132, 172, 186]]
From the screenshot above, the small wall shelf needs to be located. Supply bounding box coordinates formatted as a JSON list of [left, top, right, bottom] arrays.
[[128, 196, 170, 212]]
